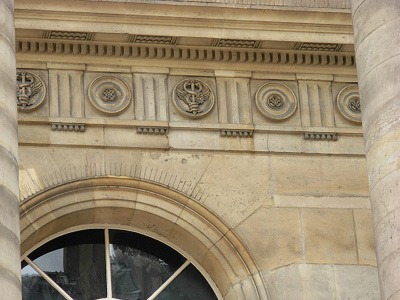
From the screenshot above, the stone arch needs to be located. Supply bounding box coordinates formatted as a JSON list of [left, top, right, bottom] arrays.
[[20, 176, 269, 300]]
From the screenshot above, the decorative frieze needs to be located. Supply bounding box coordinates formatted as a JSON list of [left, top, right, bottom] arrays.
[[336, 85, 361, 123], [16, 71, 46, 111], [88, 76, 132, 114], [51, 122, 86, 132], [137, 127, 168, 135], [255, 82, 297, 120], [220, 130, 253, 137], [294, 42, 343, 52], [212, 39, 260, 49], [15, 40, 355, 67], [304, 132, 337, 141], [130, 35, 177, 45], [43, 31, 94, 41], [173, 79, 215, 118], [16, 67, 360, 136]]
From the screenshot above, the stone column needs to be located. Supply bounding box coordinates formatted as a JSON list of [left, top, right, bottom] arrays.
[[0, 0, 20, 299], [351, 1, 400, 299]]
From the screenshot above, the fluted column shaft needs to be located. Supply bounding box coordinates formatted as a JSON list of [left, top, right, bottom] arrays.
[[0, 0, 20, 299], [351, 1, 400, 299]]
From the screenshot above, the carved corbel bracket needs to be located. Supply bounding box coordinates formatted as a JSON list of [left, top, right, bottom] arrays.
[[137, 127, 168, 135], [304, 132, 337, 141], [51, 123, 86, 132], [221, 130, 253, 138]]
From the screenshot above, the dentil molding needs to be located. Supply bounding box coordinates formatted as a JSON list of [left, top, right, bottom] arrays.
[[16, 40, 355, 68]]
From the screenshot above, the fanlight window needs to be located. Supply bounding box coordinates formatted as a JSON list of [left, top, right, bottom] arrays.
[[21, 229, 218, 300]]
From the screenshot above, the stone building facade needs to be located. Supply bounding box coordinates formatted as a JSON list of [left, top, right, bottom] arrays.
[[1, 0, 399, 299]]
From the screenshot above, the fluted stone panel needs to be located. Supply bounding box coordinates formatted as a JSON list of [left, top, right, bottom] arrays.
[[49, 70, 84, 118], [0, 0, 20, 299], [216, 77, 252, 124], [298, 81, 334, 127], [351, 1, 400, 299]]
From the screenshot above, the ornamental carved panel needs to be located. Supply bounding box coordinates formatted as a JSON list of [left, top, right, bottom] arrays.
[[16, 71, 46, 111], [88, 76, 132, 114], [336, 85, 361, 123], [172, 79, 215, 119], [255, 82, 297, 120]]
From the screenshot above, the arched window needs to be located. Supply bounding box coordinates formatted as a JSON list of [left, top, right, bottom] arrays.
[[21, 229, 218, 300]]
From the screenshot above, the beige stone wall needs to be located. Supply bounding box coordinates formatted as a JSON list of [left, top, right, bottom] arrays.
[[17, 68, 378, 299], [18, 149, 379, 299], [15, 1, 379, 299]]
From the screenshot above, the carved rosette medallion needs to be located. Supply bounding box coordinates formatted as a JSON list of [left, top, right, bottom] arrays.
[[267, 94, 284, 109], [173, 79, 215, 118], [16, 71, 46, 111], [255, 82, 297, 120], [337, 85, 361, 123], [348, 97, 361, 112], [88, 76, 131, 114]]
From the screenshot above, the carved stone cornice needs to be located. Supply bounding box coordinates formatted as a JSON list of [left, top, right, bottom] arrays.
[[82, 0, 351, 10], [293, 42, 343, 52], [212, 39, 261, 49], [16, 39, 355, 67], [43, 31, 94, 41], [130, 35, 177, 45], [14, 0, 354, 45]]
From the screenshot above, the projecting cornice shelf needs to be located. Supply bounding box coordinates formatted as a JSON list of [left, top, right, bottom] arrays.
[[16, 39, 355, 68]]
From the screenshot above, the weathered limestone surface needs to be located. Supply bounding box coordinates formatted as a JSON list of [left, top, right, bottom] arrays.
[[16, 64, 376, 299], [235, 207, 303, 270], [351, 1, 400, 299], [12, 1, 381, 299], [0, 0, 20, 299], [18, 145, 379, 299], [264, 264, 380, 300]]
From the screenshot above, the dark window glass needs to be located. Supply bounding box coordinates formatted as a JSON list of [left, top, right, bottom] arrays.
[[27, 230, 105, 261], [155, 264, 218, 300], [26, 230, 107, 300], [22, 229, 218, 300], [22, 264, 64, 300], [109, 229, 185, 300]]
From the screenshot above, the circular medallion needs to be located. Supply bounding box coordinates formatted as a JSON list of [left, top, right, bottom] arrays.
[[173, 79, 215, 119], [255, 82, 297, 120], [337, 85, 361, 123], [16, 71, 46, 112], [88, 76, 131, 114]]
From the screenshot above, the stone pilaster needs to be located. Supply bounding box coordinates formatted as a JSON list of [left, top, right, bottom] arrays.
[[351, 1, 400, 299], [0, 0, 20, 299]]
